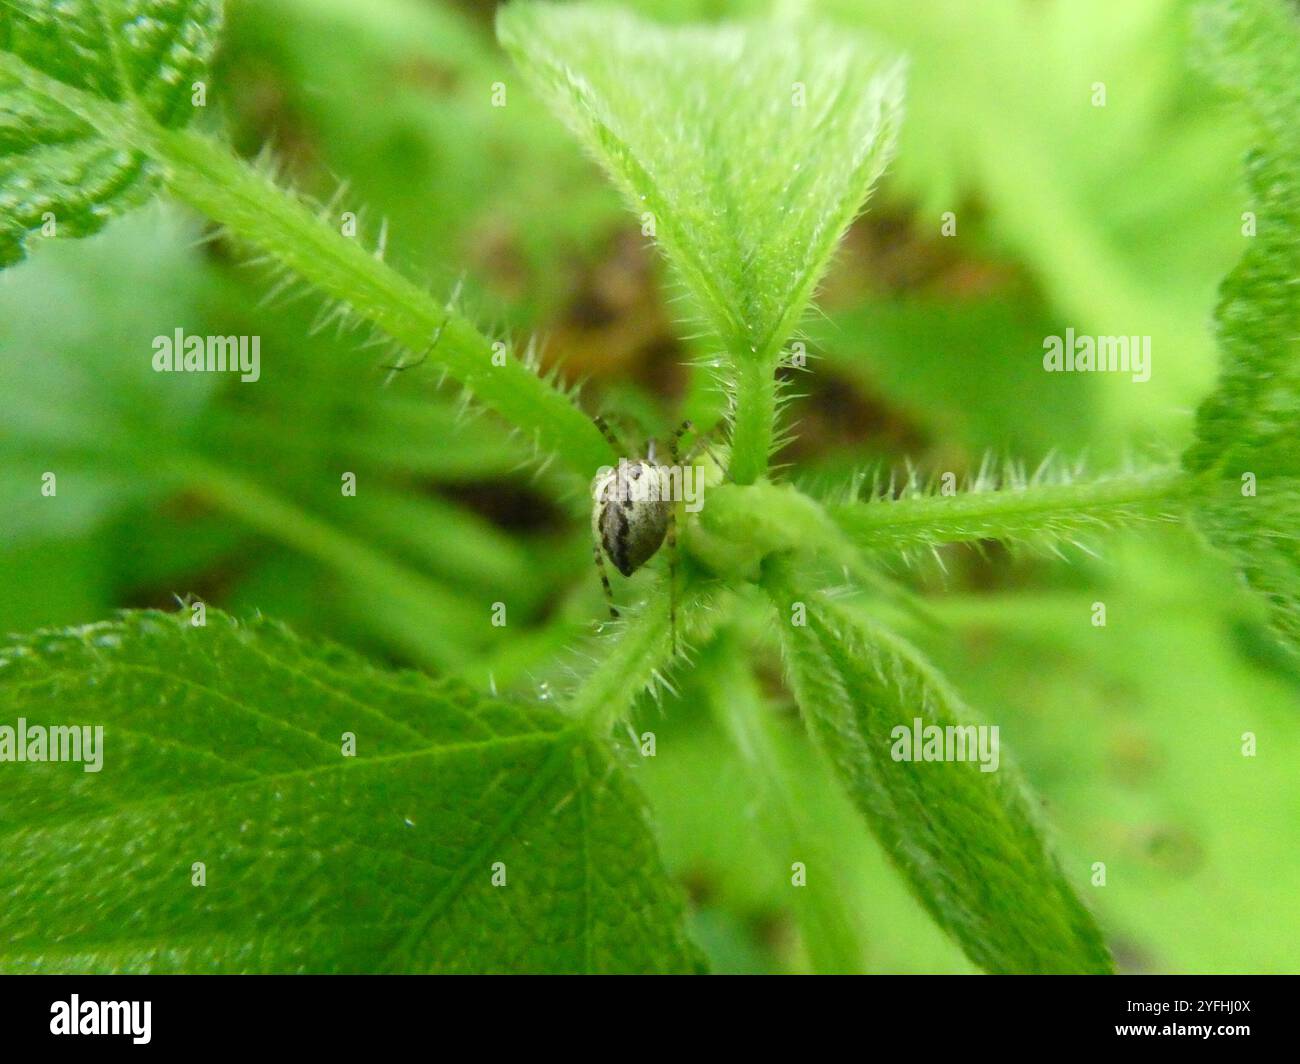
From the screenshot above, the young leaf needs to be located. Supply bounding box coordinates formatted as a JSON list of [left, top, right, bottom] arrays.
[[497, 2, 904, 482], [0, 610, 700, 973], [764, 563, 1113, 974], [1183, 0, 1300, 652], [497, 3, 903, 362], [0, 0, 221, 266]]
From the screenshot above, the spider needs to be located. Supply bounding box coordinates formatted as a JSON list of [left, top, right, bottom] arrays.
[[387, 314, 720, 650], [590, 416, 719, 653]]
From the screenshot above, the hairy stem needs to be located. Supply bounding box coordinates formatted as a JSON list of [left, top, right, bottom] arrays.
[[565, 594, 670, 733], [0, 49, 613, 478], [727, 356, 779, 485], [156, 127, 613, 477], [564, 577, 726, 734], [830, 467, 1197, 552]]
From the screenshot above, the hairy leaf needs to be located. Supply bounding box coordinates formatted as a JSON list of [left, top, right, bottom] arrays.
[[1185, 0, 1300, 474], [765, 564, 1113, 974], [0, 610, 699, 973], [0, 0, 220, 266], [496, 2, 904, 366], [1196, 478, 1300, 653], [1184, 0, 1300, 653]]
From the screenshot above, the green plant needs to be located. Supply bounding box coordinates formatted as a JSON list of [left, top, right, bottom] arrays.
[[0, 0, 1295, 974]]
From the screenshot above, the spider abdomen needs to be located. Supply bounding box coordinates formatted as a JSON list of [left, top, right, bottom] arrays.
[[592, 459, 671, 577]]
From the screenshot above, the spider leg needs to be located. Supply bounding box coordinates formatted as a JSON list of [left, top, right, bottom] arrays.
[[680, 419, 727, 473], [667, 504, 679, 655], [383, 278, 464, 381], [382, 318, 444, 379], [668, 424, 685, 656], [592, 415, 630, 457], [593, 541, 619, 620]]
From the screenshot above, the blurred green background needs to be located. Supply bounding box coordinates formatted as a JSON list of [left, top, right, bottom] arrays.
[[1, 0, 1296, 973]]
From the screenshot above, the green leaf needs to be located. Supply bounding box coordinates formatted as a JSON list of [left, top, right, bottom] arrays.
[[1185, 0, 1300, 475], [1182, 0, 1300, 653], [0, 609, 700, 973], [497, 2, 903, 482], [0, 0, 220, 266], [1195, 479, 1300, 654], [764, 563, 1113, 974]]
